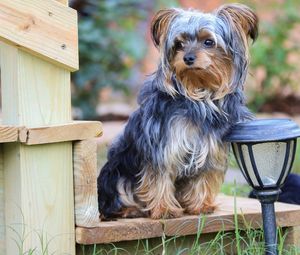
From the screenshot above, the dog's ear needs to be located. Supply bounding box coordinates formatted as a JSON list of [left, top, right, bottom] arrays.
[[151, 9, 178, 48], [215, 4, 258, 89], [216, 4, 258, 42]]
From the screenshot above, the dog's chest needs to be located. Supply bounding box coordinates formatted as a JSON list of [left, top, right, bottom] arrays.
[[164, 118, 227, 177]]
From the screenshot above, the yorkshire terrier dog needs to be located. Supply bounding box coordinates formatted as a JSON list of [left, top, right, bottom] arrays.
[[98, 4, 258, 219]]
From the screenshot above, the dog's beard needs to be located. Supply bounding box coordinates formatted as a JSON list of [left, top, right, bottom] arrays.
[[171, 50, 233, 101]]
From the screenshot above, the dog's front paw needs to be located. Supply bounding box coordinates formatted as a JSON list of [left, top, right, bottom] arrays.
[[120, 207, 149, 218], [150, 204, 183, 219], [200, 204, 217, 214], [185, 204, 217, 215]]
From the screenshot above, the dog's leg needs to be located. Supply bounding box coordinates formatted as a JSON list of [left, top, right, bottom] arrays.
[[115, 177, 148, 218], [136, 168, 183, 219], [176, 170, 224, 215]]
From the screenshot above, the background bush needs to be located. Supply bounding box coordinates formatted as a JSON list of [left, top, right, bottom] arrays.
[[71, 0, 300, 119], [71, 0, 178, 119], [71, 0, 149, 119], [248, 0, 300, 112]]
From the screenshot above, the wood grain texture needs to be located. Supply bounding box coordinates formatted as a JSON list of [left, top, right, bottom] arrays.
[[76, 219, 163, 244], [75, 195, 300, 245], [4, 143, 74, 252], [162, 195, 300, 236], [0, 41, 75, 254], [0, 125, 19, 143], [74, 139, 100, 227], [19, 121, 103, 145], [56, 0, 69, 5], [0, 0, 78, 71], [0, 43, 72, 126]]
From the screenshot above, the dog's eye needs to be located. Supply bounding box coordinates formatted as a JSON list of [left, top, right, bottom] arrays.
[[203, 39, 215, 48], [174, 40, 184, 50]]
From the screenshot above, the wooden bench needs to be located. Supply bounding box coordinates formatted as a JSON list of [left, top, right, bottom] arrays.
[[75, 195, 300, 246], [70, 137, 300, 251]]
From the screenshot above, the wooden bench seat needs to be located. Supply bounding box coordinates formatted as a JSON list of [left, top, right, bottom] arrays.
[[75, 195, 300, 245]]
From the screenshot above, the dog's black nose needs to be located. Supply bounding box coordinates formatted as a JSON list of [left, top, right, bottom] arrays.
[[183, 53, 196, 66]]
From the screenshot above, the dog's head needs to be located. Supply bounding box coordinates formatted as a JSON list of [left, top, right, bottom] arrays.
[[151, 4, 258, 100]]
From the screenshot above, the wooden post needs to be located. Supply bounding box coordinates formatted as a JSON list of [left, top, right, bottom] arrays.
[[0, 0, 78, 253], [73, 139, 100, 228]]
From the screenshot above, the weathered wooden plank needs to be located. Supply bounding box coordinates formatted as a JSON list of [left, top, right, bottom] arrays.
[[0, 125, 19, 143], [56, 0, 69, 5], [74, 139, 100, 227], [163, 196, 300, 236], [0, 0, 78, 71], [76, 219, 163, 244], [19, 121, 103, 145], [1, 41, 75, 254], [75, 195, 300, 245]]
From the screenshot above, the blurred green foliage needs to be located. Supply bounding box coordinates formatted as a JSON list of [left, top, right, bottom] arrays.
[[71, 0, 149, 119], [248, 0, 300, 112], [71, 0, 300, 118], [71, 0, 178, 119]]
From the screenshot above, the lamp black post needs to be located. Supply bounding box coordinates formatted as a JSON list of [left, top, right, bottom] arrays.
[[225, 119, 300, 255]]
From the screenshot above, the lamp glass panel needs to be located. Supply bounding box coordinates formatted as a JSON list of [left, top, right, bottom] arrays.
[[241, 144, 260, 186], [279, 140, 295, 186], [251, 142, 286, 186], [232, 143, 249, 181]]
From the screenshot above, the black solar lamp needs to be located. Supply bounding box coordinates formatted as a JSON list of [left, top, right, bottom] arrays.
[[225, 119, 300, 255]]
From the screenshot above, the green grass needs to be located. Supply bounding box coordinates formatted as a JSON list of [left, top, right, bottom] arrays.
[[79, 222, 300, 255], [221, 182, 251, 197]]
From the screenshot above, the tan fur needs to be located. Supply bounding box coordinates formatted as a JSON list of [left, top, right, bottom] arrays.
[[135, 167, 183, 219], [215, 4, 258, 61], [197, 29, 217, 42], [208, 136, 229, 170], [151, 9, 179, 48], [172, 46, 233, 101], [112, 5, 257, 219], [164, 119, 205, 175], [117, 121, 228, 218], [119, 207, 147, 218], [150, 9, 181, 98], [117, 177, 138, 207], [164, 119, 228, 175], [176, 170, 225, 214]]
